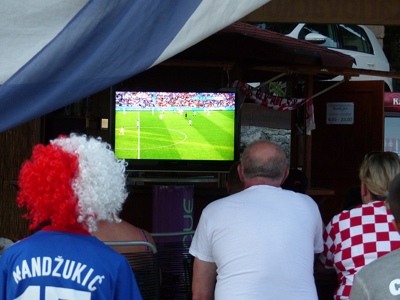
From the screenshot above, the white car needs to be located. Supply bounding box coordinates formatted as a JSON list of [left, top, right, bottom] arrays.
[[253, 23, 393, 91]]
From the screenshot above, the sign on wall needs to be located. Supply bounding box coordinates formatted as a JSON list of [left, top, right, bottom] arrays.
[[385, 93, 400, 112], [326, 102, 354, 125]]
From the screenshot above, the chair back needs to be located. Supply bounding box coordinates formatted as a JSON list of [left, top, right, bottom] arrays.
[[105, 241, 160, 300], [152, 231, 195, 299]]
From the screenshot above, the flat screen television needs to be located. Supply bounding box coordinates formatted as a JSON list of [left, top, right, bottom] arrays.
[[110, 88, 241, 172]]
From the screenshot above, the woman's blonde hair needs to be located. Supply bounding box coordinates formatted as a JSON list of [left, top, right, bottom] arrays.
[[359, 151, 400, 203]]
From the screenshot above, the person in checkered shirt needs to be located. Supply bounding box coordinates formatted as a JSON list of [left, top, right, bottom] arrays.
[[318, 151, 400, 300], [350, 172, 400, 299]]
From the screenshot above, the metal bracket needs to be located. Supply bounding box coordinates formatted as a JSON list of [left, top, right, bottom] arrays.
[[305, 77, 350, 104]]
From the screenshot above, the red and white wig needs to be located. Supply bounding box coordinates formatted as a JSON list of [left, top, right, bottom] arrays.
[[17, 133, 127, 232]]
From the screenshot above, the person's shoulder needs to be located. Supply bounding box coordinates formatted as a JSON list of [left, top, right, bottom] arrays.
[[338, 201, 386, 219], [0, 237, 15, 253], [332, 202, 368, 221], [281, 188, 319, 207], [0, 237, 14, 247], [357, 247, 400, 277], [5, 232, 41, 248], [374, 246, 400, 263], [0, 238, 21, 255], [202, 193, 239, 212], [284, 188, 312, 200], [137, 227, 157, 248]]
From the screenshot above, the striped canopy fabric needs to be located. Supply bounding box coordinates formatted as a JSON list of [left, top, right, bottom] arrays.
[[0, 0, 269, 132]]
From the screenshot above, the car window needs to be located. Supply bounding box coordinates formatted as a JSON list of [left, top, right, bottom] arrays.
[[298, 24, 339, 48], [338, 24, 373, 54], [251, 23, 299, 35]]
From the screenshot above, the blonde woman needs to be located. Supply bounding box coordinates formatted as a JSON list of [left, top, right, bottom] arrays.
[[319, 151, 400, 300]]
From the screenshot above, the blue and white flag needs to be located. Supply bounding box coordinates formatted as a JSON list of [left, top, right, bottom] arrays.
[[0, 0, 269, 132]]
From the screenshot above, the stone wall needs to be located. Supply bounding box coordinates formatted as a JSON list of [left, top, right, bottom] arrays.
[[240, 126, 291, 163]]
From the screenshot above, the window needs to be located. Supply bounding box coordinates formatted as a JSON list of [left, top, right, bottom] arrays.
[[338, 24, 373, 54], [385, 115, 400, 156]]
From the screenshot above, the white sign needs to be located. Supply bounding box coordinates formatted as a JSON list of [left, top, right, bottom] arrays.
[[326, 102, 354, 125]]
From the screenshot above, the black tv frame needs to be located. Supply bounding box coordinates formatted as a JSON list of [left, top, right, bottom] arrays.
[[109, 86, 241, 173]]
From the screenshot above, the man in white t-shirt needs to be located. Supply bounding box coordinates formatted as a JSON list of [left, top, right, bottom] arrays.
[[189, 140, 324, 300]]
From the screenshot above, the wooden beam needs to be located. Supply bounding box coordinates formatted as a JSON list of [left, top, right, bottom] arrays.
[[158, 60, 400, 82], [249, 65, 400, 79], [242, 0, 400, 25], [159, 60, 235, 69]]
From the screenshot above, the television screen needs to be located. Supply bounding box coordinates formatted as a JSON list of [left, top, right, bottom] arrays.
[[111, 89, 241, 172]]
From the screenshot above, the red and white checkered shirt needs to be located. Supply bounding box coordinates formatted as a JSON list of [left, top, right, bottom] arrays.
[[319, 200, 400, 300]]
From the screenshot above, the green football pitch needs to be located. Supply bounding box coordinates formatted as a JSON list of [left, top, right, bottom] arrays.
[[115, 109, 235, 160]]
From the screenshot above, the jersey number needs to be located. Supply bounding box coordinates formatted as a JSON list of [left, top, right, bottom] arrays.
[[15, 286, 91, 300]]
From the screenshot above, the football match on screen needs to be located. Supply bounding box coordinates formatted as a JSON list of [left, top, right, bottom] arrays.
[[114, 91, 237, 161]]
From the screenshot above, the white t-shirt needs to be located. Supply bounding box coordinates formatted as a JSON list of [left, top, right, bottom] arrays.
[[189, 185, 323, 300]]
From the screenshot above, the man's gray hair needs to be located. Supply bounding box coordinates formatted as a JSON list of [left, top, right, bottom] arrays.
[[241, 141, 287, 182]]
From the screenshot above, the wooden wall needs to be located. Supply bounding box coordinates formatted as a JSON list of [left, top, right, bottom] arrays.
[[0, 120, 39, 240], [311, 80, 384, 224]]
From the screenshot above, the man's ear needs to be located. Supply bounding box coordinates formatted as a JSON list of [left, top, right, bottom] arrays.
[[237, 163, 244, 182], [280, 167, 289, 185]]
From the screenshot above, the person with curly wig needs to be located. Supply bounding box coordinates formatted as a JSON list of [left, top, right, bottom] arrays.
[[0, 133, 142, 300], [318, 151, 400, 300]]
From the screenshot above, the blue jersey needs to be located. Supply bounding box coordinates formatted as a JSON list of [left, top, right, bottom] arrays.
[[0, 229, 142, 300]]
